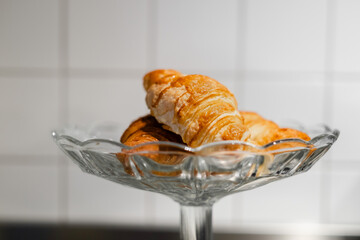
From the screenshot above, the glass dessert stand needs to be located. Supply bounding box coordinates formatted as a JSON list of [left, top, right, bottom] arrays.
[[52, 124, 339, 240]]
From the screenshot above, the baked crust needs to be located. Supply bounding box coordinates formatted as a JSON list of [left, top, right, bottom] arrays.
[[240, 111, 279, 146], [117, 115, 184, 175], [143, 69, 183, 91], [241, 111, 310, 146], [144, 70, 250, 147], [120, 114, 183, 146], [122, 69, 311, 149]]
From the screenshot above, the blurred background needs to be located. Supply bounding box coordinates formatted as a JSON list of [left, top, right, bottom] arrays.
[[0, 0, 359, 239]]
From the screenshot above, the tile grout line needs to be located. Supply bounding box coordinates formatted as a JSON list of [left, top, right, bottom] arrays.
[[146, 0, 158, 69], [320, 0, 336, 224], [235, 0, 248, 74], [323, 0, 336, 123], [143, 0, 158, 224], [232, 0, 248, 224], [0, 67, 57, 77], [0, 155, 59, 165], [2, 67, 360, 80], [237, 0, 249, 112], [234, 0, 248, 110], [57, 0, 70, 224]]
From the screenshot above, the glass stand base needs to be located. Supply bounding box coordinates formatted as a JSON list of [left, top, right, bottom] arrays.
[[180, 205, 213, 240]]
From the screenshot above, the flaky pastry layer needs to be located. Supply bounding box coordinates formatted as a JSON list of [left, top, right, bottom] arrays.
[[144, 70, 250, 147]]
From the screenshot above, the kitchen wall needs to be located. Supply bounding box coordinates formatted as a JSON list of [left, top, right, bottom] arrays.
[[0, 0, 359, 233]]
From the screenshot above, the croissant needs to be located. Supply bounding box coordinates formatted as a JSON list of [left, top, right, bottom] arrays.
[[144, 69, 250, 147], [120, 114, 183, 147], [241, 111, 310, 146], [274, 128, 311, 142], [117, 115, 184, 175], [241, 111, 279, 146]]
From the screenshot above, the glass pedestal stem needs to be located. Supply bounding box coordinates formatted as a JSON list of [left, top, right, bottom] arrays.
[[180, 204, 213, 240]]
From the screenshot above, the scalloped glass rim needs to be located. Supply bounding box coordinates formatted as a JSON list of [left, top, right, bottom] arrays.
[[52, 124, 339, 155], [52, 123, 339, 205]]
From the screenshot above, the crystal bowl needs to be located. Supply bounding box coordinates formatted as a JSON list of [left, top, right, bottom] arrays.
[[52, 123, 339, 240]]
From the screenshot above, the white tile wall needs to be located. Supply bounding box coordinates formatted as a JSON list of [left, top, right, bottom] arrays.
[[0, 160, 58, 222], [68, 75, 149, 130], [245, 0, 327, 72], [332, 77, 360, 162], [68, 165, 147, 225], [68, 0, 148, 70], [213, 195, 235, 227], [0, 0, 359, 232], [240, 170, 322, 224], [0, 0, 58, 69], [153, 194, 179, 226], [156, 0, 238, 71], [333, 0, 360, 72], [328, 162, 360, 224], [241, 73, 325, 125], [0, 76, 59, 156]]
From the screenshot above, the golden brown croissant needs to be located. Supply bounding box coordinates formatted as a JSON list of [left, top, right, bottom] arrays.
[[241, 111, 310, 146], [274, 128, 311, 142], [144, 69, 250, 147], [120, 114, 183, 147], [143, 69, 183, 91], [241, 111, 280, 146], [117, 115, 184, 175]]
